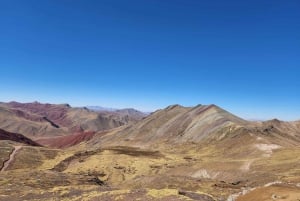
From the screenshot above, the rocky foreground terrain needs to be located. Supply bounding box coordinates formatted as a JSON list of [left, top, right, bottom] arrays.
[[0, 102, 299, 201]]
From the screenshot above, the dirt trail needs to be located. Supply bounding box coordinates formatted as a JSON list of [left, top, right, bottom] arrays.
[[0, 146, 22, 172]]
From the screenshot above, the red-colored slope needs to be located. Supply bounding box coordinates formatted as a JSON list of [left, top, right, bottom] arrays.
[[0, 129, 41, 146], [36, 131, 96, 149]]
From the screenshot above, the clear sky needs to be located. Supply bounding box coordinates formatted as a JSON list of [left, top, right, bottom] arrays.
[[0, 0, 299, 120]]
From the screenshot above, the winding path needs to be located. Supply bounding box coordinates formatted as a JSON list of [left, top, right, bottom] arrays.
[[0, 146, 22, 172]]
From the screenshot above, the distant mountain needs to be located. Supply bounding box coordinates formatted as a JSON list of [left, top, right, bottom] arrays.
[[86, 106, 147, 115], [86, 106, 117, 112], [95, 104, 246, 146], [92, 104, 300, 148], [86, 106, 148, 123], [0, 101, 146, 141]]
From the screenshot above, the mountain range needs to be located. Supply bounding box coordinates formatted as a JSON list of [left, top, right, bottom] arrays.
[[0, 101, 299, 201]]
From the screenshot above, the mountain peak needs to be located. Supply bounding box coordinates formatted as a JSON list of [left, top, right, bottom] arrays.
[[96, 103, 248, 147], [165, 104, 186, 111]]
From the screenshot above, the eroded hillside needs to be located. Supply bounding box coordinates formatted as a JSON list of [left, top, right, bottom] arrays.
[[0, 101, 145, 147]]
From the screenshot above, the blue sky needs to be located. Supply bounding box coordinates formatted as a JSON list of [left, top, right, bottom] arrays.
[[0, 0, 299, 120]]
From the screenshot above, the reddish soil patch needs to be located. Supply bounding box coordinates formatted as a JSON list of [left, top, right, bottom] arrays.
[[37, 131, 96, 148]]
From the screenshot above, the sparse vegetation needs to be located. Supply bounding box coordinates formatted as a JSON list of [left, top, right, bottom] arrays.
[[0, 103, 299, 200]]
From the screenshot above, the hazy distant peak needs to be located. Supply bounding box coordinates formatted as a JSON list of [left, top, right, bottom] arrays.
[[115, 108, 139, 112], [86, 106, 117, 112], [115, 108, 146, 115]]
